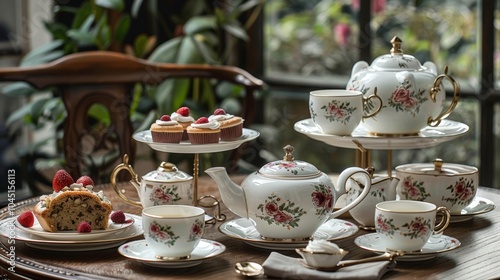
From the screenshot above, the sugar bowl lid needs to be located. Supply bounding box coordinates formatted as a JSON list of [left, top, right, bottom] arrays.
[[396, 158, 478, 176], [143, 162, 193, 182], [369, 36, 425, 71], [258, 145, 321, 179]]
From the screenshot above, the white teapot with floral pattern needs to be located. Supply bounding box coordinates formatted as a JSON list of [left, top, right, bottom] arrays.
[[205, 145, 372, 239], [346, 36, 460, 135], [111, 154, 193, 208]]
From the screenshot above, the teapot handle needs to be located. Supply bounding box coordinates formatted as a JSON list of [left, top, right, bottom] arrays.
[[110, 154, 142, 208], [330, 167, 372, 219], [428, 66, 460, 127]]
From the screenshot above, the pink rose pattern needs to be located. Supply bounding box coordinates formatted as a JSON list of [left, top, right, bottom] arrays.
[[443, 177, 475, 206], [312, 100, 357, 125], [263, 161, 305, 175], [188, 219, 204, 242], [376, 213, 431, 241], [387, 80, 428, 117], [149, 221, 179, 246], [399, 176, 431, 201], [256, 193, 306, 229], [311, 184, 334, 216], [149, 185, 183, 206]]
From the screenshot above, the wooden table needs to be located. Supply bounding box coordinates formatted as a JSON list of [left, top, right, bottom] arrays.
[[1, 176, 499, 280]]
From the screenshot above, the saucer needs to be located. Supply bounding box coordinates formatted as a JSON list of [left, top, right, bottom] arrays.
[[450, 196, 495, 223], [118, 239, 225, 268], [294, 119, 469, 150], [133, 128, 260, 154], [219, 218, 358, 250], [0, 214, 143, 251], [15, 214, 134, 241], [354, 233, 461, 261]]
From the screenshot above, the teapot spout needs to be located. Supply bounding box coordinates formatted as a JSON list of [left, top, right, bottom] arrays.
[[205, 167, 248, 219]]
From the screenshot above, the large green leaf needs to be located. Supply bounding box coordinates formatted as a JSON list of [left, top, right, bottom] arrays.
[[222, 22, 249, 41], [191, 35, 219, 64], [88, 104, 111, 126], [1, 82, 37, 97], [134, 110, 156, 133], [20, 40, 64, 66], [177, 36, 204, 64], [95, 0, 124, 11], [184, 16, 217, 35], [131, 0, 144, 18], [154, 79, 190, 114], [29, 98, 52, 125], [148, 37, 182, 62], [5, 103, 32, 127]]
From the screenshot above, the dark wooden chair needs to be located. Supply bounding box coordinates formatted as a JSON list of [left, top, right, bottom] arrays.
[[0, 51, 264, 181]]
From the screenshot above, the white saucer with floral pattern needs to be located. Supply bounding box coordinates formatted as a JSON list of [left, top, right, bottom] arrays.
[[354, 233, 461, 261], [118, 239, 225, 268], [219, 218, 358, 250]]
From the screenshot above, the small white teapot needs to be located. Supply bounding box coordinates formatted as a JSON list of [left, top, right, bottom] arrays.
[[110, 154, 193, 208], [346, 36, 460, 135], [205, 145, 372, 239]]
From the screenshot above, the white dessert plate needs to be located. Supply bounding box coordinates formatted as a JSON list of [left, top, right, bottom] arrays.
[[354, 233, 461, 261], [15, 213, 134, 241], [450, 196, 496, 223], [118, 239, 225, 268], [0, 214, 143, 251], [294, 119, 469, 150], [133, 128, 260, 153], [219, 218, 359, 250]]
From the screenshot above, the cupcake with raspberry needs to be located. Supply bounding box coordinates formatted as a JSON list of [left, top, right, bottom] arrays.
[[171, 106, 196, 140], [150, 115, 184, 143], [187, 117, 221, 144], [208, 108, 244, 140]]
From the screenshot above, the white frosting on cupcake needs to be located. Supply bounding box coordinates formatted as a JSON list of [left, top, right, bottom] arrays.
[[208, 114, 234, 122], [190, 121, 221, 130], [155, 119, 179, 126], [171, 112, 195, 122]]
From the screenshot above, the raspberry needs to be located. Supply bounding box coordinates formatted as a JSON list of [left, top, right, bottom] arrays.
[[176, 107, 190, 117], [17, 211, 34, 227], [214, 108, 226, 115], [111, 211, 126, 223], [52, 169, 74, 192], [77, 221, 92, 233], [195, 117, 209, 124], [76, 175, 94, 188], [160, 115, 171, 121]]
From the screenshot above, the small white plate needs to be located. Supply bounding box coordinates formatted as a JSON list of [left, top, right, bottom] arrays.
[[133, 128, 260, 154], [118, 239, 225, 268], [354, 233, 461, 261], [0, 214, 143, 251], [219, 218, 358, 250], [450, 196, 496, 223], [294, 119, 469, 150], [15, 214, 134, 241]]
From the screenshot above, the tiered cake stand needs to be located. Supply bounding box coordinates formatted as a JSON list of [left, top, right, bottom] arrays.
[[294, 118, 470, 175], [132, 128, 260, 223]]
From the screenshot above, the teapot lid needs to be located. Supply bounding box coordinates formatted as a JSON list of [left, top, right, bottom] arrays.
[[396, 159, 478, 176], [143, 162, 193, 182], [258, 145, 321, 179], [369, 36, 426, 71]]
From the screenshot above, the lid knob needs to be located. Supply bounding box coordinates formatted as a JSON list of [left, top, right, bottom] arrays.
[[158, 162, 177, 172], [390, 36, 403, 55], [283, 145, 295, 161], [433, 158, 444, 172]]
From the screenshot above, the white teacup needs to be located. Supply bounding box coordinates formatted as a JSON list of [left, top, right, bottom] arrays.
[[309, 89, 382, 135], [375, 200, 450, 252], [142, 205, 205, 259]]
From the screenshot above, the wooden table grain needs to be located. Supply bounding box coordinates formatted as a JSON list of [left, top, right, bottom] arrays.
[[1, 176, 499, 280]]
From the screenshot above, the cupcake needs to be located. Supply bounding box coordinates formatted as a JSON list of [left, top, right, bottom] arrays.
[[187, 117, 221, 144], [171, 107, 195, 140], [150, 115, 184, 143], [208, 108, 244, 140]]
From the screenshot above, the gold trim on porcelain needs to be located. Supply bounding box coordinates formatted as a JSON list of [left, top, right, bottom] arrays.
[[155, 254, 191, 261], [261, 236, 310, 242], [368, 132, 419, 137]]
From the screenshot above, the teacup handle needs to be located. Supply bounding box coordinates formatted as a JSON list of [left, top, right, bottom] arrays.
[[330, 167, 372, 218], [110, 154, 143, 208], [362, 87, 383, 119], [428, 66, 460, 127], [434, 206, 451, 234]]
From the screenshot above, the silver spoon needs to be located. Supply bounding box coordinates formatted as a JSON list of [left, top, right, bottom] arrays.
[[235, 261, 265, 277], [302, 251, 402, 271]]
